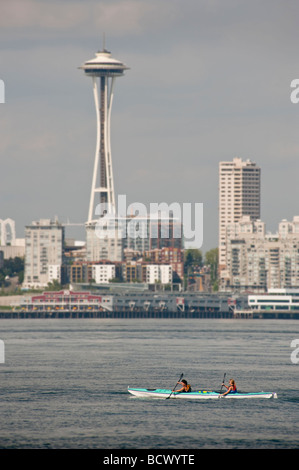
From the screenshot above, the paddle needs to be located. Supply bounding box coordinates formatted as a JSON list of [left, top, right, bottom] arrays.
[[166, 373, 184, 399], [219, 373, 226, 397]]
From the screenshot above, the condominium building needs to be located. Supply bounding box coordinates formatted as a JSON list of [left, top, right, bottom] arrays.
[[122, 261, 140, 283], [92, 264, 116, 284], [23, 219, 64, 289], [121, 261, 173, 285], [86, 220, 123, 262], [143, 264, 172, 285], [225, 216, 299, 291], [69, 261, 93, 284], [144, 247, 184, 281], [219, 157, 261, 287], [68, 261, 121, 284]]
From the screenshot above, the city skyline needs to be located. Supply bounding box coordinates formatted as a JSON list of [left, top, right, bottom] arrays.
[[1, 1, 299, 253]]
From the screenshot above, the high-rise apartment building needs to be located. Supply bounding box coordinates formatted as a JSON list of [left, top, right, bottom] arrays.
[[225, 215, 299, 291], [219, 157, 261, 288], [23, 219, 64, 289]]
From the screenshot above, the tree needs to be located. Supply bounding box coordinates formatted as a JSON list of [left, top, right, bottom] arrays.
[[46, 280, 62, 291], [0, 256, 24, 287], [184, 249, 203, 273], [183, 249, 203, 290], [204, 248, 218, 290]]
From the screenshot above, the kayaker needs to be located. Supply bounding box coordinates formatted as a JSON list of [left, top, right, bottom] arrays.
[[173, 379, 192, 393], [221, 378, 237, 396]]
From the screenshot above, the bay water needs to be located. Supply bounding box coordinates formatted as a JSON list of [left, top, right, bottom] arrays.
[[0, 318, 298, 449]]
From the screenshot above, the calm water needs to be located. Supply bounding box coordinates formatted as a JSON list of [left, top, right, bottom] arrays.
[[0, 318, 298, 449]]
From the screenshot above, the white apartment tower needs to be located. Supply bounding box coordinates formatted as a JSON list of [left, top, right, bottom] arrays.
[[219, 157, 261, 286], [23, 219, 64, 289], [226, 216, 299, 291]]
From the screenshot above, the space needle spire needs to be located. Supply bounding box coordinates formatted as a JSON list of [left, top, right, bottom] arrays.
[[79, 46, 129, 222]]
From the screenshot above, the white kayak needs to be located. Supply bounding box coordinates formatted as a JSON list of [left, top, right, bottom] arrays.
[[128, 387, 278, 399]]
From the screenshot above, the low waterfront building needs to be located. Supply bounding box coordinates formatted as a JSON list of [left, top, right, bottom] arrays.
[[16, 290, 236, 318], [248, 288, 299, 312], [20, 290, 113, 313]]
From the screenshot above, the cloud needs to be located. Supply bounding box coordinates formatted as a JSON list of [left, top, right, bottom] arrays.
[[0, 0, 86, 29], [93, 1, 156, 36], [0, 0, 155, 35]]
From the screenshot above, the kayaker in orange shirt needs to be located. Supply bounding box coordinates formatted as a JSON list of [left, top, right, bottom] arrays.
[[173, 379, 192, 393]]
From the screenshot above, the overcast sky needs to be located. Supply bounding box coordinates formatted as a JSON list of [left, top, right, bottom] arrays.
[[1, 0, 299, 252]]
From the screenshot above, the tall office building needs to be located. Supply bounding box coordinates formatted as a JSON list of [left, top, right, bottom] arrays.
[[23, 219, 64, 289], [219, 157, 261, 288]]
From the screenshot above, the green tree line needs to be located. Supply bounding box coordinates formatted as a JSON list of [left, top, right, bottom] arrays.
[[0, 256, 24, 286]]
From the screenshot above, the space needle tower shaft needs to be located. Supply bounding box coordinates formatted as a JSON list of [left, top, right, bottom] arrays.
[[79, 48, 129, 222]]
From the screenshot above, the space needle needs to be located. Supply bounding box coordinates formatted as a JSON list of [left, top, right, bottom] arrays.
[[79, 47, 129, 223]]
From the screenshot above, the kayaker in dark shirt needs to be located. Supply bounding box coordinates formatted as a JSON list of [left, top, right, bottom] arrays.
[[221, 379, 237, 396], [173, 379, 192, 393]]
